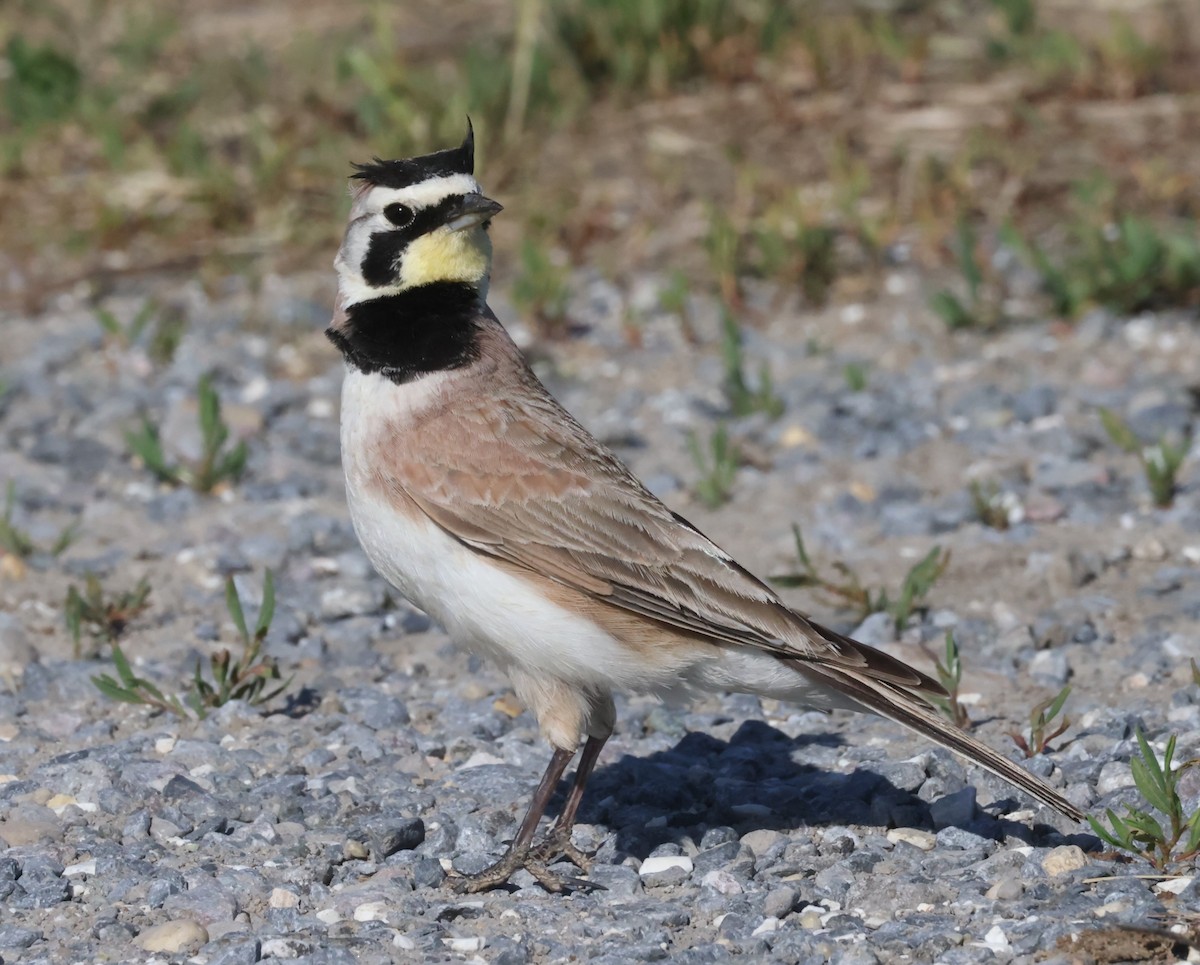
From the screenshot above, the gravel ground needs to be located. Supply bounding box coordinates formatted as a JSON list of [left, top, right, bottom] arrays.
[[1, 267, 1199, 964]]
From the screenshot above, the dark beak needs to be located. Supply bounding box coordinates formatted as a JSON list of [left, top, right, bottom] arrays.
[[446, 194, 503, 231]]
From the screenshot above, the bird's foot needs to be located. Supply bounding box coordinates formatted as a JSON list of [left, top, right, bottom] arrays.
[[530, 827, 594, 872], [447, 846, 600, 894]]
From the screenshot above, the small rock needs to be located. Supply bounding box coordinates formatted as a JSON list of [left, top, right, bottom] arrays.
[[700, 869, 743, 895], [798, 906, 824, 930], [1132, 537, 1167, 562], [1029, 649, 1070, 688], [1096, 761, 1136, 794], [206, 938, 262, 965], [740, 829, 785, 858], [0, 614, 35, 688], [354, 901, 389, 922], [763, 886, 797, 918], [1042, 845, 1087, 877], [0, 925, 43, 949], [986, 877, 1024, 901], [269, 888, 299, 909], [163, 882, 238, 924], [886, 828, 936, 851], [851, 612, 895, 646], [135, 919, 209, 954], [584, 864, 641, 896], [0, 804, 62, 845], [444, 936, 485, 953], [639, 855, 694, 877], [751, 916, 780, 937], [929, 787, 976, 828], [320, 585, 385, 619]]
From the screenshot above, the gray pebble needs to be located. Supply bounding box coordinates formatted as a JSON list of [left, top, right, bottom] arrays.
[[0, 926, 43, 949]]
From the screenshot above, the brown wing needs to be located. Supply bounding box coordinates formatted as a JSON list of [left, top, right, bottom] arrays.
[[370, 344, 1084, 822], [375, 366, 940, 695]]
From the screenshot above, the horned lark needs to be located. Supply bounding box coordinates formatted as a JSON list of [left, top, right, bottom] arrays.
[[327, 125, 1084, 893]]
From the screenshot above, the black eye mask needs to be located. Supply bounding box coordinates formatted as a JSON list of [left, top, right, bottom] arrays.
[[360, 195, 469, 288]]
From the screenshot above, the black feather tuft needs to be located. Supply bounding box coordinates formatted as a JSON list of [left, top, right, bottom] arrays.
[[351, 119, 475, 189]]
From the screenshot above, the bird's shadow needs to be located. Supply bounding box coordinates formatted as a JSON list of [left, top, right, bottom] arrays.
[[547, 719, 1084, 861]]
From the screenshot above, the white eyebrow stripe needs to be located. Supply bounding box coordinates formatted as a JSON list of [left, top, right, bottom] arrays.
[[370, 174, 481, 209]]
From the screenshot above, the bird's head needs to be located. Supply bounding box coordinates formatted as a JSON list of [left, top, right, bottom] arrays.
[[334, 121, 502, 310]]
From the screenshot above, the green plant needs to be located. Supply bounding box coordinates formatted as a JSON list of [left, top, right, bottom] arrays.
[[552, 0, 797, 95], [1009, 210, 1200, 320], [92, 571, 290, 719], [889, 545, 951, 633], [688, 424, 740, 509], [0, 482, 34, 561], [999, 222, 1082, 318], [1010, 685, 1071, 758], [1089, 729, 1200, 872], [511, 238, 571, 334], [65, 575, 152, 657], [770, 523, 950, 632], [929, 631, 970, 729], [1099, 408, 1190, 509], [5, 36, 82, 129], [754, 218, 838, 307], [929, 216, 1003, 330], [0, 481, 76, 561], [706, 208, 745, 308], [1078, 216, 1200, 314], [126, 374, 249, 493], [337, 7, 557, 151], [96, 301, 158, 348], [719, 310, 784, 418], [843, 362, 868, 392]]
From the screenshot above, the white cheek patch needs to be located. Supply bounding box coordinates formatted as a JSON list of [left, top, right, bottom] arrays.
[[368, 174, 481, 211], [335, 217, 396, 307]]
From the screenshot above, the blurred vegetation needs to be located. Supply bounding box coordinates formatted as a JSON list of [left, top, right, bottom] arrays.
[[2, 0, 1199, 328]]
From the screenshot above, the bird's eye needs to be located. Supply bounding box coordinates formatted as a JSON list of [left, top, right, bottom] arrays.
[[383, 203, 414, 227]]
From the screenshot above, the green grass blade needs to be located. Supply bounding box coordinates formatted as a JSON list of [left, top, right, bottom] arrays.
[[225, 576, 249, 644], [254, 570, 275, 641]]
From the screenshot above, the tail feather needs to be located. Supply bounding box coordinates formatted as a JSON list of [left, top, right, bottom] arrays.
[[789, 657, 1085, 823]]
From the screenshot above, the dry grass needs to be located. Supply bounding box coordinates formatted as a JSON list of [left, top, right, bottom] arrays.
[[2, 0, 1199, 323]]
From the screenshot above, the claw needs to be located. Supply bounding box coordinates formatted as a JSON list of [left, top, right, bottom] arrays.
[[531, 828, 595, 872], [447, 847, 602, 894]]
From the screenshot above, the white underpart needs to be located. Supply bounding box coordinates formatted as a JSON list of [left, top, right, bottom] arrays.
[[339, 367, 850, 713], [334, 174, 483, 309]]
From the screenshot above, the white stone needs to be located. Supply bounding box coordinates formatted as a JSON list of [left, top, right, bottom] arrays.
[[886, 828, 936, 851], [354, 901, 390, 922], [443, 936, 485, 952], [1042, 844, 1088, 876], [751, 917, 780, 937], [982, 924, 1009, 951], [459, 751, 505, 769], [700, 869, 743, 895], [135, 919, 209, 953], [1153, 877, 1193, 896], [639, 855, 693, 876]]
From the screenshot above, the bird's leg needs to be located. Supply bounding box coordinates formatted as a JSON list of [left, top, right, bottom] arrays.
[[531, 734, 607, 871], [450, 745, 595, 893]]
